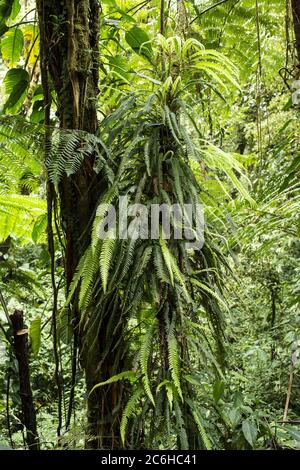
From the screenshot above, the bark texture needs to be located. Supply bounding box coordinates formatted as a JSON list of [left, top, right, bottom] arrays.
[[292, 0, 300, 71], [10, 310, 39, 450], [37, 0, 123, 448]]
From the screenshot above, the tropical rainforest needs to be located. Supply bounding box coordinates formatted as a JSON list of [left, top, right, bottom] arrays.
[[0, 0, 299, 451]]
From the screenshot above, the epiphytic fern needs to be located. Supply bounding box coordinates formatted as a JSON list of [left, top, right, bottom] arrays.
[[140, 323, 155, 405], [67, 67, 253, 448]]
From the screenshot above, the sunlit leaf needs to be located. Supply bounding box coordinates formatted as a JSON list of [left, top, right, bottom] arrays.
[[1, 27, 24, 66]]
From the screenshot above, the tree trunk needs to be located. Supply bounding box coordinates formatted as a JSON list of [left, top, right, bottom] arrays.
[[292, 0, 300, 71], [10, 310, 40, 450], [37, 0, 123, 448]]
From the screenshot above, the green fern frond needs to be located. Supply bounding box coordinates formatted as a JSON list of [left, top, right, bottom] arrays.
[[153, 244, 170, 284], [90, 370, 137, 395], [156, 379, 174, 410], [140, 323, 155, 405], [100, 235, 116, 293], [187, 399, 213, 450], [133, 245, 153, 280], [0, 194, 46, 242], [79, 243, 102, 311], [167, 321, 183, 401], [190, 278, 228, 312], [120, 387, 144, 445], [164, 105, 182, 146], [174, 399, 189, 450], [159, 236, 174, 286], [66, 248, 89, 305]]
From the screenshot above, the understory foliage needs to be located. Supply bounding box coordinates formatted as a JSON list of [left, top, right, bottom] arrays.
[[0, 0, 299, 450]]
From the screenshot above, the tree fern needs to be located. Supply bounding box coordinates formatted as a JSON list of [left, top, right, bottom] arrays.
[[0, 194, 46, 242]]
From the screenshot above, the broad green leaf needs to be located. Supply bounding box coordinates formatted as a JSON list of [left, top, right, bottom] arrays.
[[23, 25, 39, 66], [228, 408, 241, 428], [30, 100, 45, 123], [4, 67, 28, 94], [108, 55, 130, 83], [31, 213, 47, 243], [0, 0, 14, 20], [3, 68, 29, 112], [213, 379, 225, 404], [125, 27, 152, 60], [10, 0, 20, 20], [242, 420, 257, 447], [285, 427, 300, 441], [1, 27, 24, 66], [29, 316, 41, 357], [0, 22, 8, 36], [135, 72, 161, 84], [184, 374, 202, 386], [116, 8, 136, 23]]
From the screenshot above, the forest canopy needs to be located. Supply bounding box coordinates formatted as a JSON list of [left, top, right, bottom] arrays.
[[0, 0, 299, 451]]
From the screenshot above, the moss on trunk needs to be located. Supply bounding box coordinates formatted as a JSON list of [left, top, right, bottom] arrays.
[[37, 0, 123, 448]]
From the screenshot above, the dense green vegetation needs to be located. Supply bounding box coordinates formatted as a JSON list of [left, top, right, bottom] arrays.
[[0, 0, 299, 450]]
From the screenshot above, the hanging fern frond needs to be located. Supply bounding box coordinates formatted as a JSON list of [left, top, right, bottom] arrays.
[[65, 48, 252, 447], [100, 236, 116, 293], [174, 398, 189, 450], [120, 387, 144, 445], [140, 323, 155, 405], [167, 320, 183, 401], [159, 236, 175, 286], [187, 399, 213, 450], [90, 370, 137, 395]]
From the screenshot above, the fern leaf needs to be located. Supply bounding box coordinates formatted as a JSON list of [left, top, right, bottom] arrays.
[[157, 379, 174, 410], [100, 235, 116, 293], [190, 278, 229, 311], [140, 323, 155, 405], [90, 370, 137, 395], [167, 321, 183, 401], [159, 236, 174, 286], [65, 249, 89, 305], [174, 399, 189, 450], [120, 388, 143, 445], [187, 399, 213, 450]]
